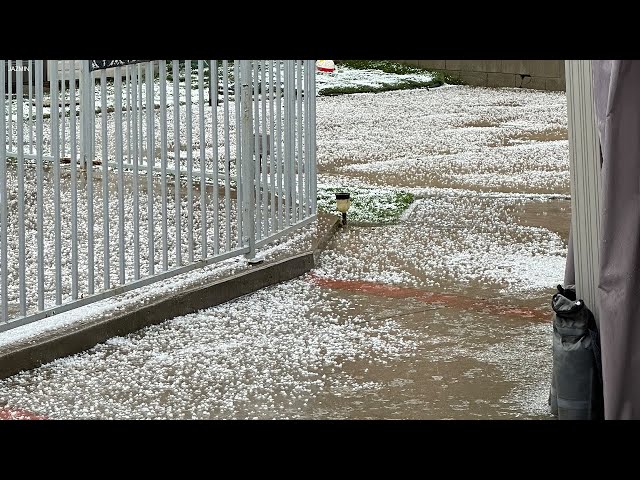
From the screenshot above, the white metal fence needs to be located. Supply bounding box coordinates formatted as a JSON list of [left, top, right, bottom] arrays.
[[0, 60, 317, 332]]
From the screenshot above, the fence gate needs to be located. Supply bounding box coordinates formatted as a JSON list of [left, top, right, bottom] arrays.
[[0, 60, 317, 332]]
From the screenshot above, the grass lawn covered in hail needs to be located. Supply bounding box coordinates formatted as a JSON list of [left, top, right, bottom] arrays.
[[317, 185, 415, 225], [316, 60, 449, 96], [314, 60, 447, 223]]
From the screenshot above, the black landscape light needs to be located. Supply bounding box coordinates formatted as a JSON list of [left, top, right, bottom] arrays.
[[335, 192, 351, 225]]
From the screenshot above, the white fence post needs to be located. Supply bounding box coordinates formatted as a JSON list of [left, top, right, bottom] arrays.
[[0, 60, 7, 324], [240, 60, 257, 263]]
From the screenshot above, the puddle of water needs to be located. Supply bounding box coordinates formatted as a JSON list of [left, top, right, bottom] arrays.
[[511, 198, 571, 241], [460, 120, 500, 128], [293, 287, 554, 419], [491, 128, 568, 147]]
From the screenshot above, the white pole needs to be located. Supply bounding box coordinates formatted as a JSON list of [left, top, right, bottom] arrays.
[[565, 60, 601, 325]]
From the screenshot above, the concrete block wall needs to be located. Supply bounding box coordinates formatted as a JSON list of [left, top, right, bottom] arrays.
[[398, 60, 566, 91]]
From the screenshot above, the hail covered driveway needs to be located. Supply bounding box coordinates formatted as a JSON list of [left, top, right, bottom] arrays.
[[0, 84, 569, 419]]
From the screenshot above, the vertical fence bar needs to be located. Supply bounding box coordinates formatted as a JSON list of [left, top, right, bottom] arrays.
[[289, 60, 296, 226], [276, 61, 283, 231], [132, 65, 140, 279], [8, 60, 12, 153], [91, 68, 97, 175], [253, 61, 261, 241], [35, 61, 45, 311], [70, 61, 78, 299], [173, 60, 181, 266], [79, 62, 85, 169], [289, 62, 296, 225], [147, 61, 155, 276], [283, 61, 291, 227], [124, 65, 131, 279], [61, 62, 66, 161], [138, 63, 144, 274], [211, 60, 219, 256], [261, 60, 269, 237], [185, 60, 194, 263], [241, 60, 256, 261], [124, 65, 133, 170], [28, 60, 33, 155], [100, 69, 110, 290], [222, 60, 231, 252], [16, 61, 27, 315], [51, 62, 62, 305], [234, 61, 243, 249], [304, 60, 311, 216], [0, 61, 7, 322], [268, 61, 276, 234], [115, 66, 125, 285], [138, 63, 144, 172], [160, 60, 168, 271], [86, 64, 95, 294], [198, 60, 207, 259], [309, 60, 317, 214], [297, 60, 304, 223]]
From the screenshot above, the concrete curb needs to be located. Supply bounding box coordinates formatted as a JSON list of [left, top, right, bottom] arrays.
[[0, 216, 343, 380]]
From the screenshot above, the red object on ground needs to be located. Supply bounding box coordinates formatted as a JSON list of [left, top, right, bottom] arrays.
[[307, 273, 549, 321], [0, 406, 47, 420], [316, 60, 335, 73]]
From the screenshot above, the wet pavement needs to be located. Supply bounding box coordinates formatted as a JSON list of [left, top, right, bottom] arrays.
[[0, 266, 557, 420], [0, 84, 570, 419], [301, 278, 554, 419]]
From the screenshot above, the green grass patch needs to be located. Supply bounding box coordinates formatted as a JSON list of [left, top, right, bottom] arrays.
[[317, 185, 415, 225], [315, 60, 453, 96], [336, 60, 433, 75], [336, 60, 465, 87], [319, 78, 442, 96], [441, 72, 464, 85]]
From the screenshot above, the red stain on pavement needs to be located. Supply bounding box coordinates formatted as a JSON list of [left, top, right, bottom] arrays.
[[307, 273, 550, 321], [0, 407, 47, 420]]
